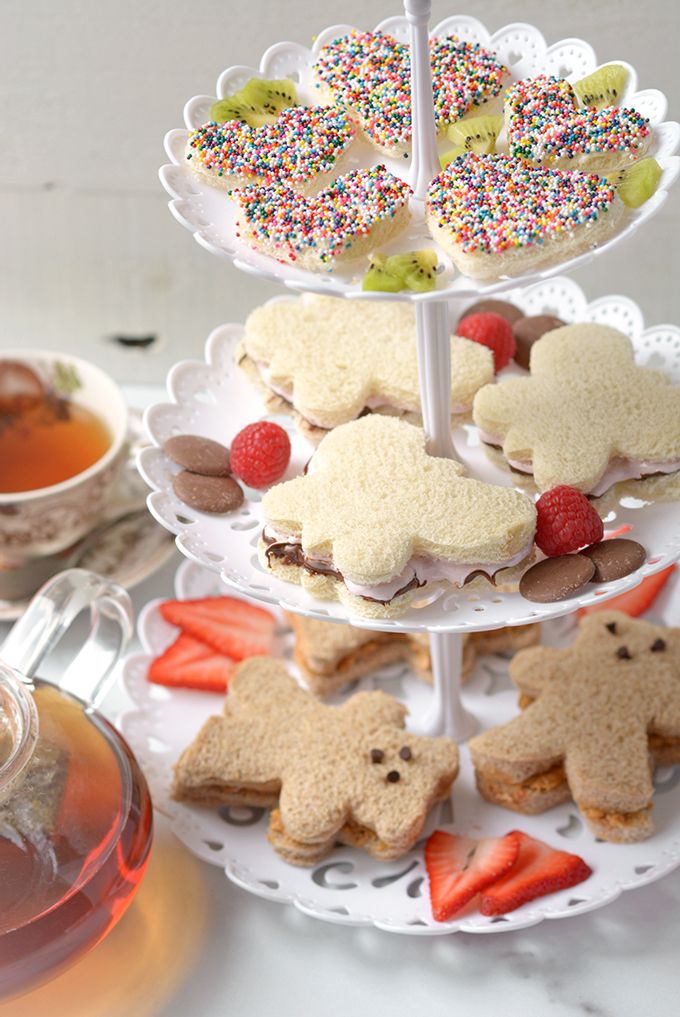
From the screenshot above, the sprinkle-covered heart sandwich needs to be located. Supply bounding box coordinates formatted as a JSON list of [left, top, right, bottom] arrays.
[[237, 294, 494, 443], [505, 74, 651, 177], [472, 323, 680, 497], [426, 152, 623, 280], [187, 106, 356, 194], [259, 415, 536, 619], [469, 611, 680, 843], [314, 30, 508, 155], [232, 165, 412, 271], [172, 656, 459, 865]]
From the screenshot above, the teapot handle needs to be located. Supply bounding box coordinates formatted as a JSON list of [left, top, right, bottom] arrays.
[[1, 568, 134, 708]]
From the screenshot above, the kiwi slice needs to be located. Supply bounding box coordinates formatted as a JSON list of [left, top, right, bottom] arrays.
[[439, 114, 503, 169], [363, 250, 439, 293], [573, 64, 628, 109], [612, 158, 662, 208], [210, 78, 297, 127]]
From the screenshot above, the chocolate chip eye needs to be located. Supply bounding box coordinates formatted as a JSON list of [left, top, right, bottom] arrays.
[[370, 749, 384, 764], [386, 770, 400, 783], [617, 646, 632, 660], [650, 638, 666, 652], [399, 746, 412, 761], [606, 622, 618, 635]]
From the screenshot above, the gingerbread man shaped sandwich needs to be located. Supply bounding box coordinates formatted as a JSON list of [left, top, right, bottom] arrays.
[[469, 611, 680, 843]]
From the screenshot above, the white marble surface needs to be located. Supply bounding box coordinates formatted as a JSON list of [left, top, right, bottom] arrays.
[[1, 383, 679, 1017]]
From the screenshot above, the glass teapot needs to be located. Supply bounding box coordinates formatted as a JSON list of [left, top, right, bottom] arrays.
[[0, 569, 153, 1000]]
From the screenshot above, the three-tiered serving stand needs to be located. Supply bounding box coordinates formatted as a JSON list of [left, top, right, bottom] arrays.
[[133, 2, 680, 932]]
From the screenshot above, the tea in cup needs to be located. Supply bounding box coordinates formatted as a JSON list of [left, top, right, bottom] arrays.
[[0, 351, 129, 564]]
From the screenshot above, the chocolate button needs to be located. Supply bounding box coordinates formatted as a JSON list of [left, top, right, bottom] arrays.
[[519, 554, 595, 603], [582, 538, 646, 583], [164, 435, 231, 477], [457, 299, 523, 327], [172, 471, 243, 513], [513, 315, 566, 369]]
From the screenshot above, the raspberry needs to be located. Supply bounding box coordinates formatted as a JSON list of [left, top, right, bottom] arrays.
[[456, 312, 517, 372], [535, 485, 604, 557], [230, 422, 291, 488]]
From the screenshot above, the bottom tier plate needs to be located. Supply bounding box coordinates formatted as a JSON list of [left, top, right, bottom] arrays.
[[118, 560, 680, 935]]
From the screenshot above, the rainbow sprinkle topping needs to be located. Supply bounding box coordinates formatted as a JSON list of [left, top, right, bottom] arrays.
[[314, 31, 507, 151], [426, 153, 616, 255], [506, 75, 650, 163], [232, 166, 412, 266], [187, 107, 355, 188]]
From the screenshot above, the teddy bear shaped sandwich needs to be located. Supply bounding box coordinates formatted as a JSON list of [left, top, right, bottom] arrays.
[[173, 656, 459, 865], [472, 323, 680, 497], [238, 294, 494, 443], [469, 611, 680, 843], [259, 414, 536, 619], [287, 613, 539, 697]]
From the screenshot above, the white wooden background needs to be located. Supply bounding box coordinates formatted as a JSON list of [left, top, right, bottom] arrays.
[[0, 0, 678, 382]]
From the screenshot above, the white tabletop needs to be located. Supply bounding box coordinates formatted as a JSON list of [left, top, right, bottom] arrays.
[[3, 387, 680, 1017]]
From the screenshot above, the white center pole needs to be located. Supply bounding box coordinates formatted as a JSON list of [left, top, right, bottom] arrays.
[[405, 1, 477, 742], [415, 630, 478, 740], [404, 0, 441, 200]]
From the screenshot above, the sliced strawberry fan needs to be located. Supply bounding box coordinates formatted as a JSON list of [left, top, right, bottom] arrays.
[[148, 632, 236, 693], [425, 829, 592, 921], [159, 596, 276, 659]]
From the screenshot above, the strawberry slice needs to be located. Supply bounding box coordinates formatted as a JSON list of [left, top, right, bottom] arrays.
[[148, 632, 235, 692], [159, 596, 276, 660], [425, 830, 519, 922], [479, 831, 592, 916], [578, 564, 676, 618]]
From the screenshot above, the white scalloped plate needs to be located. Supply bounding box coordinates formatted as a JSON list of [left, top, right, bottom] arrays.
[[138, 276, 680, 635], [118, 557, 680, 935], [158, 14, 680, 303]]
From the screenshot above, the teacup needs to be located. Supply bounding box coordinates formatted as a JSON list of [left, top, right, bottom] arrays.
[[0, 349, 128, 565]]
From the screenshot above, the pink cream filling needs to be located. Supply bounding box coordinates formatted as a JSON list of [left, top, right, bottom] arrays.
[[265, 526, 533, 602], [479, 431, 680, 496], [256, 361, 471, 424]]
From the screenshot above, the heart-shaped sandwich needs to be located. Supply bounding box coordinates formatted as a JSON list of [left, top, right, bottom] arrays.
[[232, 165, 412, 271], [314, 30, 508, 155], [259, 414, 536, 619], [186, 106, 356, 195], [505, 75, 651, 177], [426, 153, 623, 280]]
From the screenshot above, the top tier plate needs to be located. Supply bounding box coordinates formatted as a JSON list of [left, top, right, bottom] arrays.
[[159, 14, 680, 303]]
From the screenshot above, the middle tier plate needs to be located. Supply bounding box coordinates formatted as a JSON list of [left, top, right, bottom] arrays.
[[138, 276, 680, 634]]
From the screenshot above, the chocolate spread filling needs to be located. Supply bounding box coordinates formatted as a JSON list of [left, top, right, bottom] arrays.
[[262, 532, 491, 603], [263, 533, 426, 604]]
